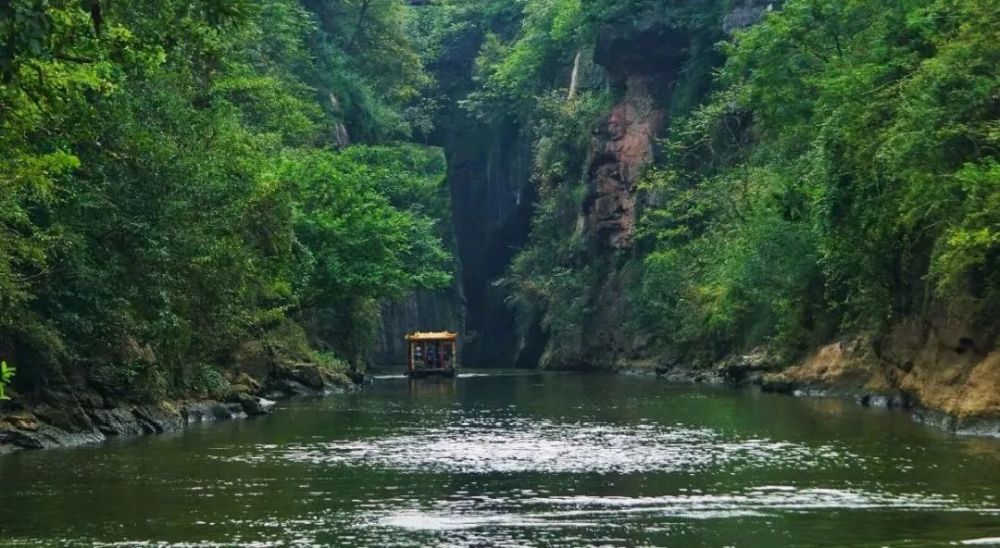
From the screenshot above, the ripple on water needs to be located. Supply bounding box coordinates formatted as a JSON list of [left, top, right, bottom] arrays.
[[368, 485, 999, 529], [214, 417, 855, 474], [85, 486, 999, 548]]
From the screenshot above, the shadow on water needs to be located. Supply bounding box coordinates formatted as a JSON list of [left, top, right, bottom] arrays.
[[1, 370, 998, 547]]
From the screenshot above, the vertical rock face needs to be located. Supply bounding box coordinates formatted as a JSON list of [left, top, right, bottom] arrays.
[[723, 0, 776, 34], [373, 2, 792, 372], [389, 7, 771, 370], [328, 94, 350, 148], [372, 25, 537, 369], [541, 24, 690, 369], [374, 288, 465, 367], [422, 22, 694, 370], [584, 24, 687, 250], [446, 121, 536, 367], [586, 76, 666, 249], [540, 5, 778, 369]]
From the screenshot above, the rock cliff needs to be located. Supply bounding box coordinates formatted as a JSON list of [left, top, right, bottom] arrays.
[[375, 288, 465, 367]]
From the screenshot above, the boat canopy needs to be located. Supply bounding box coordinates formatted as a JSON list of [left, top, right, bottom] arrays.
[[405, 331, 458, 342]]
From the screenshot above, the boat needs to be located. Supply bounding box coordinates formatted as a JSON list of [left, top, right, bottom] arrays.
[[405, 331, 458, 378]]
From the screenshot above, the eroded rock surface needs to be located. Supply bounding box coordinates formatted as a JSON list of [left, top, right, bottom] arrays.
[[584, 24, 685, 250], [757, 313, 1000, 434], [586, 77, 664, 249], [0, 363, 350, 453]]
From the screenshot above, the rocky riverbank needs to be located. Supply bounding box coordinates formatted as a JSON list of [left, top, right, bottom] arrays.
[[633, 338, 1000, 438], [0, 363, 357, 454]]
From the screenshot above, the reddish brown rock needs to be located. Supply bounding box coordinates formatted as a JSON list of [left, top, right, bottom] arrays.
[[586, 76, 665, 249]]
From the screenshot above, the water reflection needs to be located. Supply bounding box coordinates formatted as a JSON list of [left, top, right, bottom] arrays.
[[408, 376, 457, 398], [1, 370, 998, 548]]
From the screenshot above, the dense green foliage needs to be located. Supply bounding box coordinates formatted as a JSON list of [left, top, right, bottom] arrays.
[[455, 0, 727, 365], [0, 361, 14, 400], [507, 91, 610, 365], [639, 0, 999, 359], [444, 0, 998, 366], [1, 0, 451, 398], [423, 0, 609, 366], [3, 0, 997, 392]]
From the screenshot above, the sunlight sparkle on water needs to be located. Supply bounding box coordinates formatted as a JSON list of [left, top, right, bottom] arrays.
[[216, 416, 855, 474]]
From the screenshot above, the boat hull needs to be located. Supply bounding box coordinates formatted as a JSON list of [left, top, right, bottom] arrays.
[[407, 368, 457, 379]]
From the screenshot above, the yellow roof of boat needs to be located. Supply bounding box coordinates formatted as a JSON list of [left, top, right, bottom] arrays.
[[405, 331, 458, 341]]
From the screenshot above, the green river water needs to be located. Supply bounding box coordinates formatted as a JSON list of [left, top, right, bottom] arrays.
[[1, 370, 998, 547]]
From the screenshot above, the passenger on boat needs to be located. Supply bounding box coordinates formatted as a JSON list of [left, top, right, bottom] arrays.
[[426, 342, 438, 367]]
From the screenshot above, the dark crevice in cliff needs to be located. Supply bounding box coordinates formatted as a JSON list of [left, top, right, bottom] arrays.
[[376, 21, 540, 368], [445, 120, 538, 367]]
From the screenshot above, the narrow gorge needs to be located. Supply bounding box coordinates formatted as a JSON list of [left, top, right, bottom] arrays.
[[2, 0, 998, 453], [1, 2, 998, 545], [381, 0, 1000, 433]]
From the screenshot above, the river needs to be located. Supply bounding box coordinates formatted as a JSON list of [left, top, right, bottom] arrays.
[[1, 371, 998, 547]]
